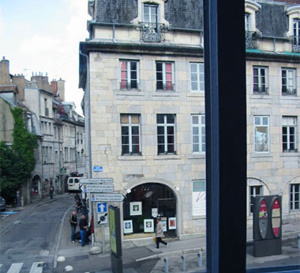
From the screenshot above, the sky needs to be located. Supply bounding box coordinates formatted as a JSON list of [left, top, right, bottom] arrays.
[[0, 0, 90, 115]]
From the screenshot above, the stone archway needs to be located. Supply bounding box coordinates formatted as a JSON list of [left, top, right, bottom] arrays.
[[30, 175, 41, 200], [122, 182, 177, 239]]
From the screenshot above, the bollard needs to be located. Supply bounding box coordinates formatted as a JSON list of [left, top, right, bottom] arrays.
[[197, 251, 202, 268], [298, 234, 300, 249], [164, 258, 169, 273], [181, 255, 186, 271]]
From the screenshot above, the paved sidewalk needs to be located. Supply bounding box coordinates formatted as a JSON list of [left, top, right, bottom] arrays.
[[55, 194, 300, 273]]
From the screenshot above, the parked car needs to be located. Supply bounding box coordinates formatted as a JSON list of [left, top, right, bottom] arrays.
[[0, 196, 6, 211]]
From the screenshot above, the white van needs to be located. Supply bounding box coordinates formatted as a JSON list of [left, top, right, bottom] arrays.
[[67, 177, 81, 193]]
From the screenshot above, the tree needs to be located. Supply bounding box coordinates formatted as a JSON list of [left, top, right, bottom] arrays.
[[0, 107, 37, 204]]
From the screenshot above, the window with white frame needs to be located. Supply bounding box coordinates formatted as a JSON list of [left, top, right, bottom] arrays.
[[282, 68, 297, 95], [143, 3, 158, 33], [190, 63, 204, 92], [157, 114, 176, 154], [192, 115, 206, 153], [245, 13, 251, 32], [253, 66, 268, 93], [121, 114, 141, 155], [192, 180, 206, 216], [249, 185, 262, 213], [120, 60, 139, 90], [44, 98, 49, 117], [282, 116, 297, 152], [290, 183, 300, 210], [293, 18, 300, 46], [254, 116, 269, 152], [156, 62, 174, 90]]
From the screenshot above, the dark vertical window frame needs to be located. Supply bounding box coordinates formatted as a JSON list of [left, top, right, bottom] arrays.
[[204, 0, 247, 273]]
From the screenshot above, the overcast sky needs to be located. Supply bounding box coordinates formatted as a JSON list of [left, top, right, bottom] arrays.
[[0, 0, 89, 115]]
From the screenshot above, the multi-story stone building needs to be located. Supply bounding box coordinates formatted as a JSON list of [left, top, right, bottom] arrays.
[[79, 0, 300, 242], [0, 57, 85, 204]]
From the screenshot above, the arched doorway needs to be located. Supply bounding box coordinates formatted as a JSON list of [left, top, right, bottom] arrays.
[[123, 183, 177, 238], [30, 175, 41, 200]]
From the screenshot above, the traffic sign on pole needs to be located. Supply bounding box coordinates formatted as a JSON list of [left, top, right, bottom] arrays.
[[80, 178, 114, 184], [91, 193, 124, 202], [82, 184, 114, 193], [97, 202, 108, 213]]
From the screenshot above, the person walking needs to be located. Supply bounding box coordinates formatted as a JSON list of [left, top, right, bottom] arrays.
[[69, 210, 77, 243], [49, 186, 54, 199], [79, 214, 88, 247], [155, 217, 168, 249]]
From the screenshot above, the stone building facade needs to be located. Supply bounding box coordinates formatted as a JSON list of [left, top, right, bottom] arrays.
[[79, 0, 300, 242], [0, 57, 85, 205]]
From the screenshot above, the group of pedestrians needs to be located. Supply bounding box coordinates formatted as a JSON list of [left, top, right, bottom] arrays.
[[69, 194, 90, 247]]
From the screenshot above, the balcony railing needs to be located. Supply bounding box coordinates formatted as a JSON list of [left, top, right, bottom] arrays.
[[253, 86, 268, 94], [245, 31, 258, 49], [140, 22, 167, 43], [282, 88, 297, 96], [291, 36, 300, 53]]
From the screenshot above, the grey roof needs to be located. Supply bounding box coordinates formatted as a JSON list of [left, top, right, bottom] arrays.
[[256, 2, 289, 38], [93, 0, 297, 35]]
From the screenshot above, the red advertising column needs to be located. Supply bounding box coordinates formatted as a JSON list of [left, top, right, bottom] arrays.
[[271, 197, 281, 238]]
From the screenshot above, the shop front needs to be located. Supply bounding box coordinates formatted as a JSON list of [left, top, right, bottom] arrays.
[[123, 183, 177, 239]]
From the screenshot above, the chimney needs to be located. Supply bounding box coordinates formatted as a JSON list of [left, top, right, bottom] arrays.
[[31, 74, 51, 92], [0, 57, 10, 85], [12, 74, 26, 101], [51, 80, 58, 97], [57, 78, 65, 102]]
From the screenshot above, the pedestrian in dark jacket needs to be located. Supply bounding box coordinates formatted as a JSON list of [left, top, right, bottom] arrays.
[[79, 214, 88, 247], [49, 186, 54, 199], [69, 210, 77, 242]]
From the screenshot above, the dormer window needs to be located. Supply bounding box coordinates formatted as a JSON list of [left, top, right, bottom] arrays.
[[245, 1, 261, 49], [285, 6, 300, 52], [131, 0, 169, 43]]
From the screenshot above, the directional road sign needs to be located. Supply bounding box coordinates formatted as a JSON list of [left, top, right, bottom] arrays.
[[91, 193, 124, 202], [97, 202, 107, 213], [80, 178, 114, 184], [82, 184, 114, 193]]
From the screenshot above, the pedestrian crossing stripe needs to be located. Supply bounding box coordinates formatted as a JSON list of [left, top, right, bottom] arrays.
[[2, 262, 44, 273], [30, 262, 44, 273], [7, 263, 23, 273]]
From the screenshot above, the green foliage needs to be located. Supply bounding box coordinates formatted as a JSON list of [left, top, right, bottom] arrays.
[[0, 107, 37, 203]]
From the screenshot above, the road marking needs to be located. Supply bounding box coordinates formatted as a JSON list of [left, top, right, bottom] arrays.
[[29, 262, 44, 273], [7, 263, 23, 273]]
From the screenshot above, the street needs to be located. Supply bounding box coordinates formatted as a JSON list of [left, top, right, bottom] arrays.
[[0, 194, 73, 273]]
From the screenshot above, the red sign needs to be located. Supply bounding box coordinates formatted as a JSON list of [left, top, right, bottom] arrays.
[[259, 199, 267, 219], [271, 198, 281, 238]]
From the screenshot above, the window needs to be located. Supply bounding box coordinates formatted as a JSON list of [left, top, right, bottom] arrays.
[[245, 13, 251, 32], [44, 98, 49, 117], [192, 115, 206, 153], [120, 61, 139, 90], [282, 116, 297, 152], [250, 185, 262, 213], [121, 114, 141, 155], [192, 180, 206, 216], [64, 147, 69, 161], [254, 116, 269, 152], [157, 114, 176, 154], [143, 3, 158, 28], [290, 183, 300, 210], [282, 68, 297, 95], [190, 63, 204, 92], [253, 66, 268, 93], [156, 62, 174, 90], [293, 19, 300, 46]]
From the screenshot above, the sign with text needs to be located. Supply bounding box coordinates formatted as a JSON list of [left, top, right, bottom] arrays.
[[81, 184, 114, 193], [80, 178, 113, 184], [91, 193, 124, 202]]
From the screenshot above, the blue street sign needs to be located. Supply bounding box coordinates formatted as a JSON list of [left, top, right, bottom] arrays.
[[97, 202, 107, 213], [93, 166, 103, 172]]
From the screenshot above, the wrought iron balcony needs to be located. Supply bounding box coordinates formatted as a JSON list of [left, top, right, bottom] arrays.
[[253, 86, 268, 94], [140, 22, 167, 43], [282, 88, 297, 96], [245, 31, 258, 49], [291, 36, 300, 53]]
